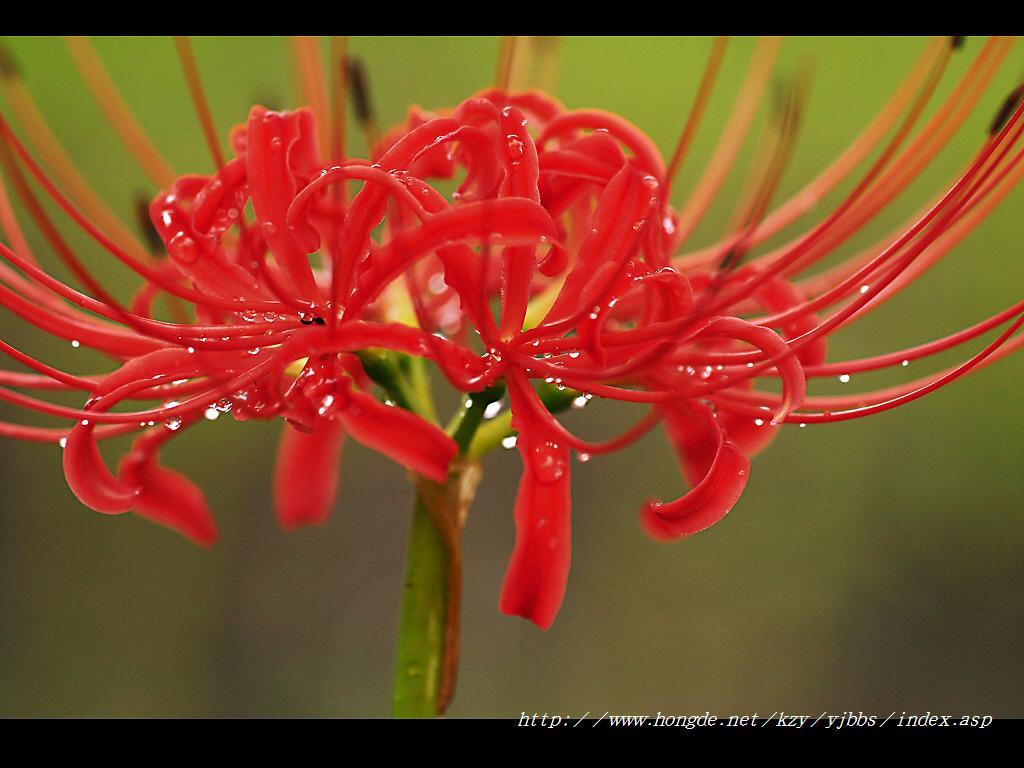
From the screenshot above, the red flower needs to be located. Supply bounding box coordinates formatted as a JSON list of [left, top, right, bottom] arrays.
[[1, 37, 1022, 635]]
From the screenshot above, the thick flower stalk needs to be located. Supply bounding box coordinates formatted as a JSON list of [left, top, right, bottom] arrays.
[[0, 36, 1022, 714]]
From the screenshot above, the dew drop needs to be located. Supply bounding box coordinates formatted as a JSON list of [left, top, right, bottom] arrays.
[[483, 401, 502, 420], [576, 452, 591, 463], [505, 134, 525, 160], [58, 437, 67, 448], [531, 442, 567, 484], [838, 373, 851, 383], [70, 339, 81, 349], [501, 435, 518, 450], [428, 273, 447, 295], [754, 418, 765, 427], [167, 232, 199, 263], [164, 416, 182, 431], [901, 359, 910, 367], [203, 407, 219, 421]]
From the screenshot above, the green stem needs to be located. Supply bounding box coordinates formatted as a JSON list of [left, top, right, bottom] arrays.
[[392, 489, 449, 718], [390, 377, 570, 716], [392, 462, 481, 717]]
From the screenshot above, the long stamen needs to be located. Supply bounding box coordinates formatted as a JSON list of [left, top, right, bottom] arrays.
[[695, 102, 1024, 390], [710, 36, 1007, 282], [665, 36, 728, 191], [743, 36, 950, 247], [701, 40, 962, 315], [672, 36, 782, 248], [173, 36, 226, 169], [348, 57, 380, 155], [532, 36, 563, 94], [63, 36, 176, 188], [0, 115, 284, 313], [0, 42, 155, 263], [330, 36, 349, 164], [290, 36, 331, 159], [0, 338, 98, 390], [496, 36, 517, 92]]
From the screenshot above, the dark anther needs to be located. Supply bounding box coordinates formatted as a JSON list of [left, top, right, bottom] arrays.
[[990, 86, 1024, 137], [349, 58, 375, 127], [0, 42, 19, 80], [950, 36, 967, 50], [254, 92, 282, 112], [133, 191, 163, 252]]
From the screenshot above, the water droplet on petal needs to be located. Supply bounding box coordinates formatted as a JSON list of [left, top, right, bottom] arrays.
[[501, 435, 518, 450], [167, 232, 199, 263], [505, 134, 525, 160], [70, 340, 80, 349], [531, 442, 567, 484], [839, 373, 851, 383]]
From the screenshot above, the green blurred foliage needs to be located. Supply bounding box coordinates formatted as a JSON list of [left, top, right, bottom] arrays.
[[0, 36, 1022, 717]]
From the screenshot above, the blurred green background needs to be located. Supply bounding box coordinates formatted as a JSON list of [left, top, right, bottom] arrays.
[[0, 36, 1022, 717]]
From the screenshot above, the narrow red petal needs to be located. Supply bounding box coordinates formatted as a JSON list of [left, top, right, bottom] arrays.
[[641, 401, 750, 540], [119, 454, 217, 546], [273, 419, 346, 530], [499, 437, 572, 630], [499, 380, 573, 630], [337, 385, 456, 483]]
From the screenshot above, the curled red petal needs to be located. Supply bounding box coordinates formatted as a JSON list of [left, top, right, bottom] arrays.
[[753, 274, 827, 367], [62, 349, 203, 514], [641, 401, 750, 540], [273, 419, 346, 530], [694, 316, 807, 422], [337, 385, 456, 483], [63, 426, 139, 513], [119, 450, 217, 546]]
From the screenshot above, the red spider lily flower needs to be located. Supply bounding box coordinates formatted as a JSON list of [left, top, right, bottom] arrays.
[[0, 35, 1022, 642]]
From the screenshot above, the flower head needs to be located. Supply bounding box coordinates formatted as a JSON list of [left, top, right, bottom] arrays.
[[0, 36, 1022, 634]]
